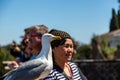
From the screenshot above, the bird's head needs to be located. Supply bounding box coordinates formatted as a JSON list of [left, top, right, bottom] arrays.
[[42, 33, 61, 42]]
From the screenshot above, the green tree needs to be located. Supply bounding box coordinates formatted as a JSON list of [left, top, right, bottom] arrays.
[[109, 8, 119, 32], [0, 45, 15, 77], [118, 9, 120, 28], [73, 45, 92, 59]]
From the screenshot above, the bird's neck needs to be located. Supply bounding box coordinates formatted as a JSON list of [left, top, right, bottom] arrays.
[[47, 47, 53, 63], [36, 43, 53, 63]]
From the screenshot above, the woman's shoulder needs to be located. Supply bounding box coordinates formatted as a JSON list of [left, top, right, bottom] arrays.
[[43, 67, 65, 80], [68, 61, 78, 68], [68, 62, 88, 80]]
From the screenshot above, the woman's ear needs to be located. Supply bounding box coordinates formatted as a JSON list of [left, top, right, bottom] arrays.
[[52, 47, 58, 53], [52, 47, 56, 52]]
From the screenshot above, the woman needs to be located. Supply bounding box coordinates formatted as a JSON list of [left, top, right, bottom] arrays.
[[43, 29, 87, 80]]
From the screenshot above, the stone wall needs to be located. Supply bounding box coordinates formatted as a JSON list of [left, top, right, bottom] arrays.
[[75, 59, 120, 80]]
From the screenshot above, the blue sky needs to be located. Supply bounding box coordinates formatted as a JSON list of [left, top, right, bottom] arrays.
[[0, 0, 119, 46]]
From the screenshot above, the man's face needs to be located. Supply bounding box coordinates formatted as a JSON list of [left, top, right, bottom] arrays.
[[25, 29, 42, 55]]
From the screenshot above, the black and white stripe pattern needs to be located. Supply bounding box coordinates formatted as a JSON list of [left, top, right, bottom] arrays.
[[43, 62, 87, 80]]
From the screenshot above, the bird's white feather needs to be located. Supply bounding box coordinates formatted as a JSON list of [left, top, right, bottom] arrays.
[[3, 33, 57, 80]]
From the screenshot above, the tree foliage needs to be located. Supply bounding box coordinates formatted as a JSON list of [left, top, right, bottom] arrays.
[[109, 8, 119, 32], [0, 45, 15, 77], [73, 45, 92, 60]]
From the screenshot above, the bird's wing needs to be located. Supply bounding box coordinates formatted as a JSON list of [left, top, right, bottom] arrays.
[[4, 58, 48, 80], [5, 62, 48, 80], [17, 58, 44, 70]]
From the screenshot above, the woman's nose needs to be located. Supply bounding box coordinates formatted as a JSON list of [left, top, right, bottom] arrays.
[[67, 48, 73, 53]]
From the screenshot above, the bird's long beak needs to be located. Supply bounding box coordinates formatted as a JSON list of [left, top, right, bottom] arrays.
[[54, 36, 61, 40]]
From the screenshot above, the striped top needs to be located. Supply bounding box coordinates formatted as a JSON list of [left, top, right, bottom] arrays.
[[43, 62, 87, 80]]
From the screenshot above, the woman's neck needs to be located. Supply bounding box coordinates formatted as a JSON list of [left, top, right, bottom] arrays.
[[55, 59, 66, 69], [64, 64, 72, 78], [55, 60, 72, 77]]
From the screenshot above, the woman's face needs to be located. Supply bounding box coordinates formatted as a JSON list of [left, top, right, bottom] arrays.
[[53, 39, 74, 63]]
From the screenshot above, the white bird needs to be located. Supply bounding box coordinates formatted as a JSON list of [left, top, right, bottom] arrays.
[[3, 33, 61, 80]]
